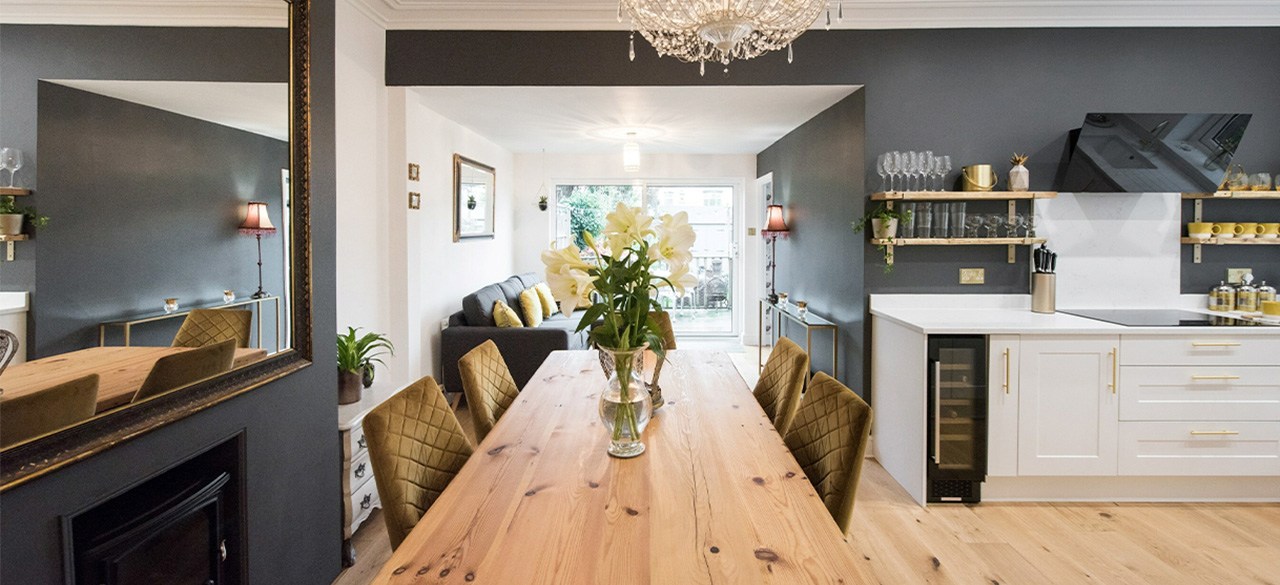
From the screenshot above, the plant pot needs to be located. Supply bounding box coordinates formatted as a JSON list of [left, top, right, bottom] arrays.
[[1008, 164, 1030, 192], [466, 198, 477, 210], [871, 218, 898, 240], [538, 200, 548, 211], [0, 214, 23, 236], [338, 369, 364, 405]]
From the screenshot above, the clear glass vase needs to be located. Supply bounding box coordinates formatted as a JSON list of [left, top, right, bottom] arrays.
[[598, 346, 653, 459]]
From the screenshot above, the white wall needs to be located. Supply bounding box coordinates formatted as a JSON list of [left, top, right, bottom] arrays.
[[335, 0, 409, 389], [511, 152, 760, 339]]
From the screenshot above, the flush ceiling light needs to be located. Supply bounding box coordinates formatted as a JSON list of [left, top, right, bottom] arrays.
[[619, 0, 837, 76], [623, 132, 641, 173]]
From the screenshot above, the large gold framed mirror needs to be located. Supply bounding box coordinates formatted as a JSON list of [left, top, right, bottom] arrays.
[[0, 0, 313, 489]]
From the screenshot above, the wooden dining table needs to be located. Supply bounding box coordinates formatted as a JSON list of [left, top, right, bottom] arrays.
[[0, 346, 268, 413], [371, 349, 875, 584]]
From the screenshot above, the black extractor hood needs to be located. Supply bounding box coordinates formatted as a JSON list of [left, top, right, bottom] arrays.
[[1061, 113, 1251, 193]]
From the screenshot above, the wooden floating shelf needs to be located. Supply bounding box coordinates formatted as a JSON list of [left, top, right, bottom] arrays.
[[1182, 191, 1280, 200], [1181, 237, 1280, 245], [0, 187, 31, 197], [871, 191, 1057, 201], [0, 234, 29, 242], [872, 237, 1047, 246]]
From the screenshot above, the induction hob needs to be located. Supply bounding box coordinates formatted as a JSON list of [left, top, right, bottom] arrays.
[[1060, 309, 1265, 327]]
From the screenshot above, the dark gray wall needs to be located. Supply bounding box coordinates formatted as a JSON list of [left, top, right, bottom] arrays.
[[387, 28, 1280, 294], [35, 82, 288, 356], [0, 8, 341, 584], [757, 92, 866, 391]]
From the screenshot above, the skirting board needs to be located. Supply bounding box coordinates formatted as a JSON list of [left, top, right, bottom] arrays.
[[983, 475, 1280, 503]]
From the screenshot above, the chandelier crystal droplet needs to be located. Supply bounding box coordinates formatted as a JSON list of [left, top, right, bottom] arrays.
[[619, 0, 834, 72]]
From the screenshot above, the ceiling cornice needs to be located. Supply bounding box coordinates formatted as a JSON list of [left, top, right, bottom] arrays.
[[0, 0, 287, 27], [356, 0, 1280, 30]]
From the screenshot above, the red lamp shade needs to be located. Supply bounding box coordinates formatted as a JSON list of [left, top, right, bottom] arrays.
[[762, 204, 789, 234], [238, 201, 277, 236]]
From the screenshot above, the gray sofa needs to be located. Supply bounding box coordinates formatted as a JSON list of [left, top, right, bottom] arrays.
[[440, 273, 590, 393]]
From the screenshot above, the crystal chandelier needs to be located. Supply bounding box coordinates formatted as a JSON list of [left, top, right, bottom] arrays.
[[619, 0, 836, 75]]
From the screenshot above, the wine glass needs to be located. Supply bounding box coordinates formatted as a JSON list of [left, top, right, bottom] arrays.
[[965, 215, 983, 238], [932, 157, 945, 191], [1011, 213, 1030, 238], [984, 214, 1006, 238], [941, 156, 953, 191], [0, 148, 20, 188], [876, 153, 888, 192], [922, 151, 935, 191], [889, 151, 903, 192], [905, 152, 919, 192]]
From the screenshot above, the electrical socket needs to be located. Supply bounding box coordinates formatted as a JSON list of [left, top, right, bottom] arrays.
[[747, 227, 757, 236], [960, 268, 986, 285], [1227, 268, 1253, 284]]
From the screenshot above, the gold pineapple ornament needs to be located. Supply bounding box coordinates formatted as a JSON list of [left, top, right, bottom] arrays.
[[1009, 153, 1030, 192]]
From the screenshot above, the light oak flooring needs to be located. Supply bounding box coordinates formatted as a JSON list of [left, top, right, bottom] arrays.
[[334, 345, 1280, 585]]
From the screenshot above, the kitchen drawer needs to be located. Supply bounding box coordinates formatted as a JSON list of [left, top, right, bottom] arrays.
[[345, 472, 381, 538], [343, 424, 369, 461], [345, 449, 374, 493], [1120, 366, 1280, 422], [1119, 421, 1280, 476], [1121, 335, 1280, 367]]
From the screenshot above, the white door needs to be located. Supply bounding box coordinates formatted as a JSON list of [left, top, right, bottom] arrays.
[[1017, 335, 1120, 476], [987, 335, 1020, 476]]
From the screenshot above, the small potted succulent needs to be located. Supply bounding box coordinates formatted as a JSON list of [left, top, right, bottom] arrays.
[[1008, 153, 1030, 192], [0, 195, 49, 236], [336, 327, 394, 404]]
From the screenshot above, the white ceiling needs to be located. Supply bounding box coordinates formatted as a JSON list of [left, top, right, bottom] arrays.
[[411, 85, 860, 155], [2, 0, 1277, 28], [48, 80, 289, 141]]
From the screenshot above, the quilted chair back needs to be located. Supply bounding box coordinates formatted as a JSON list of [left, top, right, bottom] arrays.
[[649, 311, 677, 351], [171, 309, 253, 348], [784, 372, 873, 535], [457, 340, 519, 444], [0, 329, 18, 375], [753, 336, 809, 436], [1, 373, 99, 448], [364, 376, 474, 550], [134, 339, 237, 402]]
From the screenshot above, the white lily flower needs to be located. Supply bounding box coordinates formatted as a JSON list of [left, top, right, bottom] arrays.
[[546, 265, 595, 314], [649, 211, 695, 267], [603, 203, 654, 254], [663, 264, 700, 296], [541, 243, 590, 275]]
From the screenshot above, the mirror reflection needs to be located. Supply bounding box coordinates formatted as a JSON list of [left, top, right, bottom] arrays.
[[453, 155, 496, 240], [0, 12, 292, 450]]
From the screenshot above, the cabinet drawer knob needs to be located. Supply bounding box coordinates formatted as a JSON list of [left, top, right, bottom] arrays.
[[1191, 375, 1241, 381], [354, 463, 367, 478], [1191, 342, 1241, 348], [360, 493, 372, 509], [1190, 430, 1239, 436], [357, 435, 367, 449]]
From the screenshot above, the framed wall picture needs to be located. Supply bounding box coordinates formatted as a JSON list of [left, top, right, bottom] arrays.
[[408, 163, 420, 181], [453, 154, 496, 241]]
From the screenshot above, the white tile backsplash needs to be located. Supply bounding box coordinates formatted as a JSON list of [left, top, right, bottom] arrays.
[[1037, 192, 1182, 308]]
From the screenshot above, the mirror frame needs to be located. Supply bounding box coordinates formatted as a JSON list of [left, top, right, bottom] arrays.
[[0, 0, 314, 491], [452, 154, 497, 241]]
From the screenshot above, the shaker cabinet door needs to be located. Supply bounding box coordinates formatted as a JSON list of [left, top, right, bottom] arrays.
[[987, 335, 1020, 477], [1017, 335, 1120, 476]]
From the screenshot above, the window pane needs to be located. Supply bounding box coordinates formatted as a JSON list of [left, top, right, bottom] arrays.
[[554, 184, 639, 250]]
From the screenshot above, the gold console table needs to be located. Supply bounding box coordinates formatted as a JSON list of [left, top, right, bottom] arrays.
[[99, 295, 282, 352], [757, 298, 838, 378]]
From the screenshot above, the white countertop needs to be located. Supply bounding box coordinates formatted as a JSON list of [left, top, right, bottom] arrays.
[[0, 291, 28, 315], [870, 294, 1280, 335]]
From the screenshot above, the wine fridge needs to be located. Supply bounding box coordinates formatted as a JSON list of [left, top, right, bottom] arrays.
[[927, 335, 988, 503]]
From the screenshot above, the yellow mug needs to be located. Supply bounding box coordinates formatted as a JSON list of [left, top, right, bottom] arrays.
[[1187, 222, 1213, 239], [1262, 301, 1280, 316], [1260, 223, 1280, 239], [1211, 222, 1237, 238], [1234, 222, 1260, 238]]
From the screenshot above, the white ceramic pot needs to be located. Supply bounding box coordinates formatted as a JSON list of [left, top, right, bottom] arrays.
[[871, 218, 898, 240], [0, 214, 23, 236], [1008, 164, 1030, 192]]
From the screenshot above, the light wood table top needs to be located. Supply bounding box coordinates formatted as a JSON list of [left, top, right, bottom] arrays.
[[0, 346, 267, 413], [371, 350, 872, 584]]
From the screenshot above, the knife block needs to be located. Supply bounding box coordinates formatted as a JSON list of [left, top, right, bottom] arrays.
[[1032, 273, 1056, 314]]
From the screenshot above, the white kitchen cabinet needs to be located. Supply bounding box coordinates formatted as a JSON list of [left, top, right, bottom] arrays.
[[1017, 335, 1121, 476], [987, 335, 1020, 476]]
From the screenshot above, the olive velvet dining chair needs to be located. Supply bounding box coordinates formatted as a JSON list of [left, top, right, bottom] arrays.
[[171, 309, 253, 348], [753, 336, 809, 436], [0, 329, 19, 376], [457, 340, 520, 444], [650, 311, 677, 351], [783, 372, 873, 535], [0, 373, 100, 448], [363, 376, 474, 550], [133, 339, 237, 402]]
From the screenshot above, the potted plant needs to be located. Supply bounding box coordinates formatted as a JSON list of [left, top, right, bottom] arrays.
[[466, 194, 477, 210], [336, 327, 394, 404], [538, 195, 549, 211], [0, 195, 49, 236], [853, 203, 912, 272]]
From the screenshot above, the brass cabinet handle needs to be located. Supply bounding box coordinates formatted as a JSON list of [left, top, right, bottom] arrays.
[[1002, 348, 1011, 395], [1190, 430, 1240, 436], [1109, 348, 1117, 394], [1191, 375, 1241, 381], [1191, 342, 1241, 347]]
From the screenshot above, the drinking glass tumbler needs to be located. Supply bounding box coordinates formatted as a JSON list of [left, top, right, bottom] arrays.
[[915, 202, 933, 238], [900, 202, 916, 236], [949, 202, 966, 238], [932, 202, 950, 238], [1250, 173, 1272, 191]]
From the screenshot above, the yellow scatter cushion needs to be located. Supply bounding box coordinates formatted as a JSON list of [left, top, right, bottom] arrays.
[[533, 283, 557, 317], [493, 299, 524, 328], [518, 288, 544, 328]]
